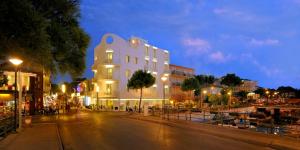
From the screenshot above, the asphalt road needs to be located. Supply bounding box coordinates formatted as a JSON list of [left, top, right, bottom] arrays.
[[34, 111, 273, 150]]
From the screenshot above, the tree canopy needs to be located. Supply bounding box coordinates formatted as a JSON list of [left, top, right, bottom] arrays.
[[181, 77, 200, 92], [220, 74, 242, 87], [127, 70, 155, 90], [127, 70, 155, 113], [195, 75, 216, 86], [0, 0, 90, 78]]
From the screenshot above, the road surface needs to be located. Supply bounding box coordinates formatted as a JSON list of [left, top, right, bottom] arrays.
[[33, 111, 273, 150]]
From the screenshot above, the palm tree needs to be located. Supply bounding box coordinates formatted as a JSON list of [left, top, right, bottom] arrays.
[[127, 70, 155, 113]]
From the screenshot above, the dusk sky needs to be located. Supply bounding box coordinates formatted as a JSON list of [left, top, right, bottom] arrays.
[[60, 0, 300, 88]]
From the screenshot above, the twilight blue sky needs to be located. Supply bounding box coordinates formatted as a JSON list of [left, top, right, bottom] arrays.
[[62, 0, 300, 88]]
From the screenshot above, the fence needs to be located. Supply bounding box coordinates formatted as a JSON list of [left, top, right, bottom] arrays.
[[0, 117, 14, 137], [149, 107, 300, 138]]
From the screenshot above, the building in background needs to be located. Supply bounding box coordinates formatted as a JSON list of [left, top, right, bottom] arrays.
[[169, 64, 195, 104], [234, 79, 258, 93], [92, 33, 170, 110]]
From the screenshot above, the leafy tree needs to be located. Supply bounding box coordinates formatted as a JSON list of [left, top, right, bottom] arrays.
[[220, 74, 242, 87], [181, 77, 200, 105], [127, 70, 155, 113], [277, 86, 297, 98], [50, 83, 60, 94], [236, 91, 249, 102], [0, 71, 8, 87], [0, 0, 90, 78], [254, 87, 266, 97], [220, 73, 242, 106], [195, 75, 216, 86], [194, 74, 216, 107], [296, 89, 300, 98]]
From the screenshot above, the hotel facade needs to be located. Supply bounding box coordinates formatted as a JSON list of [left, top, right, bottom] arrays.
[[92, 33, 170, 110]]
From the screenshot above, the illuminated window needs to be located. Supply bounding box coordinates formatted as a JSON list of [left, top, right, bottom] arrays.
[[145, 46, 149, 56], [125, 69, 131, 79], [134, 57, 138, 64], [126, 55, 130, 63], [107, 52, 113, 63], [106, 84, 112, 95], [107, 68, 113, 78]]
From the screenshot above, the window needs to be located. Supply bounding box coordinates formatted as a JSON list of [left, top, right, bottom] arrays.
[[107, 68, 113, 78], [153, 62, 157, 71], [134, 57, 138, 64], [153, 49, 157, 58], [125, 69, 131, 79], [145, 46, 149, 56], [106, 84, 112, 95], [107, 52, 113, 63], [126, 55, 130, 63]]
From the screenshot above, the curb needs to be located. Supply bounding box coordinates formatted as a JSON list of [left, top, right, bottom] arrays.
[[55, 123, 64, 150], [126, 116, 299, 150]]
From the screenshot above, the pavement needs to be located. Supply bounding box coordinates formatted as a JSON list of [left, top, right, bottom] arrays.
[[0, 123, 63, 150], [0, 111, 299, 150]]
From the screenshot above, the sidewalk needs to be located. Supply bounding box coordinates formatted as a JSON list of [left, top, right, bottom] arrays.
[[0, 123, 63, 150], [127, 113, 300, 150]]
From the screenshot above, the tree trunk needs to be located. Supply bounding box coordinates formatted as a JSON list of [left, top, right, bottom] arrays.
[[138, 88, 143, 113]]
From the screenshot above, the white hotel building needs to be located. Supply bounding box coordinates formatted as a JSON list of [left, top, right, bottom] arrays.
[[92, 33, 170, 110]]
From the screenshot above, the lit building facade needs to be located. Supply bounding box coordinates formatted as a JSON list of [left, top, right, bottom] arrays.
[[0, 70, 50, 115], [169, 64, 195, 103], [92, 33, 170, 110], [234, 80, 258, 92]]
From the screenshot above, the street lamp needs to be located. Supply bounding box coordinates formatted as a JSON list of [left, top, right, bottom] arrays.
[[265, 90, 270, 105], [201, 90, 207, 108], [161, 76, 167, 118], [227, 91, 232, 109], [9, 58, 23, 131], [96, 84, 100, 110]]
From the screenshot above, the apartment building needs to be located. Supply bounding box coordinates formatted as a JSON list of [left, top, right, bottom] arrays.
[[169, 64, 195, 103], [92, 33, 170, 110]]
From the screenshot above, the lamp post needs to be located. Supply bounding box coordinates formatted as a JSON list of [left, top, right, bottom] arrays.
[[96, 85, 99, 110], [61, 84, 66, 113], [9, 58, 23, 131], [161, 76, 167, 118], [202, 90, 207, 108], [265, 90, 270, 105], [227, 91, 232, 109]]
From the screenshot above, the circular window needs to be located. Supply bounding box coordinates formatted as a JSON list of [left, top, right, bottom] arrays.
[[106, 36, 114, 44]]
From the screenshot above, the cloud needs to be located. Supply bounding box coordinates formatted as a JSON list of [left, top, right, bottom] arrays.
[[213, 8, 256, 22], [240, 53, 281, 77], [249, 38, 279, 46], [182, 38, 211, 55], [209, 51, 232, 63]]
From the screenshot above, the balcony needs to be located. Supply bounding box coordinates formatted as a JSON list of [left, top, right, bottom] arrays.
[[104, 59, 113, 64]]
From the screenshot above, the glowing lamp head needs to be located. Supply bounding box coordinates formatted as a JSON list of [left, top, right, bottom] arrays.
[[203, 90, 207, 94], [96, 85, 100, 92], [9, 58, 23, 66], [161, 76, 167, 82], [61, 84, 66, 93]]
